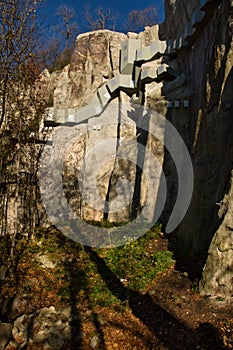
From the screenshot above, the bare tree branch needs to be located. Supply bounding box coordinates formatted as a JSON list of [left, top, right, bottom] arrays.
[[84, 5, 118, 31], [0, 0, 46, 272], [126, 5, 159, 33], [56, 4, 78, 49]]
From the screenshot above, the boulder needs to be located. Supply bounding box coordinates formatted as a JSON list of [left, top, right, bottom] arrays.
[[0, 323, 12, 350]]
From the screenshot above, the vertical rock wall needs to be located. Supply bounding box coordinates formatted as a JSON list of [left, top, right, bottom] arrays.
[[54, 30, 127, 109], [39, 1, 233, 296], [161, 0, 233, 296], [161, 0, 201, 39]]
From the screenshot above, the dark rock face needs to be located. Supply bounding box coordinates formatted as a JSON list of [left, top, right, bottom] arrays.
[[161, 0, 201, 39], [161, 0, 233, 297]]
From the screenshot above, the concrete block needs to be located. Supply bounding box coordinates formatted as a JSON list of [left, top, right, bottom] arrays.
[[136, 46, 151, 61], [122, 42, 128, 51], [97, 84, 112, 107], [88, 94, 100, 107], [191, 9, 205, 28], [200, 0, 208, 7], [55, 109, 67, 118], [184, 23, 196, 40], [119, 75, 135, 89], [173, 36, 187, 51], [172, 38, 180, 51], [165, 40, 176, 55], [67, 115, 75, 123], [54, 109, 68, 124], [156, 64, 178, 82], [136, 48, 143, 60], [141, 68, 157, 83], [149, 40, 167, 59], [136, 41, 167, 62], [150, 40, 166, 54], [134, 66, 141, 85], [223, 101, 232, 109], [55, 100, 105, 124], [120, 39, 141, 75], [200, 0, 213, 11], [156, 40, 167, 54], [167, 101, 173, 108], [162, 73, 187, 96], [141, 69, 148, 80], [180, 35, 188, 48], [157, 64, 169, 76], [75, 103, 103, 124], [133, 89, 144, 105], [144, 46, 153, 60], [107, 75, 136, 94], [107, 76, 120, 94], [67, 108, 76, 123], [171, 40, 177, 52], [68, 108, 75, 115], [121, 61, 133, 76]]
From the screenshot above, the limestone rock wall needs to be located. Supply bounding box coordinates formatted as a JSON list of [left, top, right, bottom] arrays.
[[41, 96, 164, 232], [39, 2, 233, 296], [40, 27, 160, 110], [161, 0, 201, 39], [39, 27, 163, 227], [200, 171, 233, 297], [161, 0, 233, 297], [38, 30, 127, 110], [57, 30, 126, 109]]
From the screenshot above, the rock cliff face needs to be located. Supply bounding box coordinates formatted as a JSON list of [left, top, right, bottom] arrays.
[[1, 4, 233, 350], [161, 0, 201, 39], [161, 0, 233, 297], [40, 27, 160, 110], [54, 31, 126, 109], [38, 30, 126, 109], [39, 26, 163, 226], [40, 1, 233, 297]]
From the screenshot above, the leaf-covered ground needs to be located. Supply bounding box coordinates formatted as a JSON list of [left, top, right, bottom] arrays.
[[0, 226, 232, 349]]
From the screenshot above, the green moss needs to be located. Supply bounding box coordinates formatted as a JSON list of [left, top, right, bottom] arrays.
[[100, 224, 174, 291], [191, 279, 200, 293], [0, 224, 174, 309]]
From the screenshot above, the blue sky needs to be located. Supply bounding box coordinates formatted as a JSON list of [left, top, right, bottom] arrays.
[[41, 0, 165, 34]]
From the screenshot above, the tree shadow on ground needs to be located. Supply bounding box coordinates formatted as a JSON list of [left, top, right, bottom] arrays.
[[65, 256, 107, 350], [84, 246, 227, 350]]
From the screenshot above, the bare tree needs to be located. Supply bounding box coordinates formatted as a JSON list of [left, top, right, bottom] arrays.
[[40, 34, 61, 70], [40, 5, 79, 72], [56, 4, 78, 50], [126, 5, 159, 33], [0, 0, 45, 273], [84, 5, 118, 31]]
